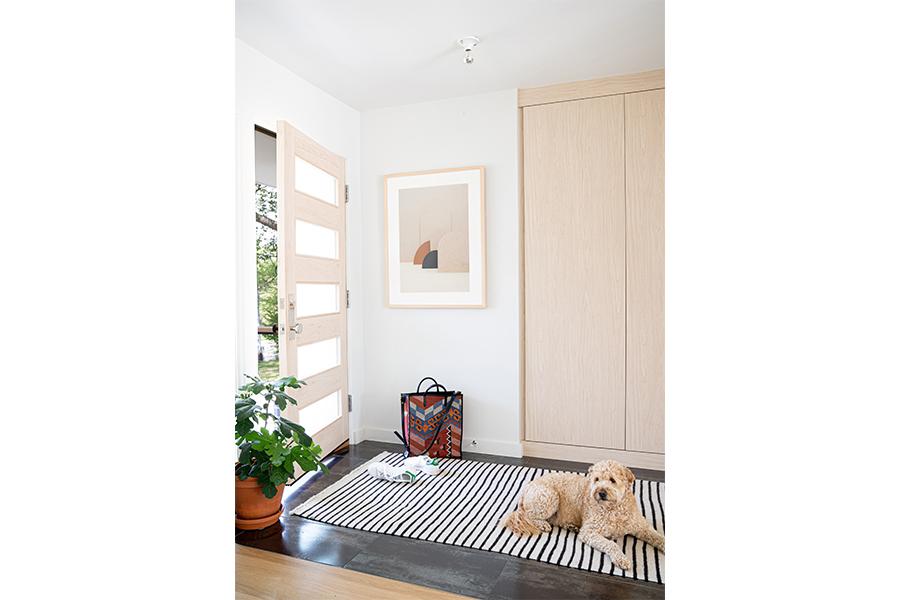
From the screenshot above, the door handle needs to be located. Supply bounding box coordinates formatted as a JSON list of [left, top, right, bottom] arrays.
[[285, 294, 299, 340]]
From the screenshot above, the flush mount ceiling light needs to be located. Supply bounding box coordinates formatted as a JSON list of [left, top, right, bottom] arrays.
[[457, 36, 480, 64]]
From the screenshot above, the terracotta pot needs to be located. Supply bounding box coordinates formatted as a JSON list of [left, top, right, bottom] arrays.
[[235, 476, 285, 530]]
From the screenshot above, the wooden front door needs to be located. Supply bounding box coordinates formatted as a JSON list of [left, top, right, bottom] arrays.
[[276, 120, 348, 457]]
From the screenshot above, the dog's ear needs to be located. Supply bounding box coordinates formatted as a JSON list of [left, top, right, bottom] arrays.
[[587, 462, 607, 478], [623, 466, 635, 485]]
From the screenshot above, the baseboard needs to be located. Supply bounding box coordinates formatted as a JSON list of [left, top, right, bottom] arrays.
[[521, 441, 665, 470], [357, 427, 523, 458], [349, 429, 364, 445]]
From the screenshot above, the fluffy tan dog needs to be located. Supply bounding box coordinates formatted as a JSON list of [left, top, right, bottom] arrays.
[[499, 460, 665, 571]]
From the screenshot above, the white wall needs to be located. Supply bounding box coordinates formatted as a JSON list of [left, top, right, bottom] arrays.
[[235, 41, 365, 437], [359, 90, 521, 456], [236, 45, 520, 455]]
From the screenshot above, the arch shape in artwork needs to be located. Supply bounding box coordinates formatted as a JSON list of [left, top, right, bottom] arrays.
[[422, 249, 439, 269], [412, 240, 431, 265]]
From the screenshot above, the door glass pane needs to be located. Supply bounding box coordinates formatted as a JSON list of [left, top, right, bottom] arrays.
[[294, 156, 337, 205], [296, 337, 340, 380], [296, 283, 339, 317], [295, 219, 339, 259], [297, 390, 342, 436], [254, 179, 279, 380]]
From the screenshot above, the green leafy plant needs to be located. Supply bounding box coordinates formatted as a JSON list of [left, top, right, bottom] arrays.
[[235, 375, 329, 498]]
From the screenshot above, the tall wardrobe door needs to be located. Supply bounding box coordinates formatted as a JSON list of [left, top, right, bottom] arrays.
[[625, 89, 665, 453], [524, 96, 625, 449]]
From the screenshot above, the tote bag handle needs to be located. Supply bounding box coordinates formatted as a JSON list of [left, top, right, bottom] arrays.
[[416, 377, 446, 394]]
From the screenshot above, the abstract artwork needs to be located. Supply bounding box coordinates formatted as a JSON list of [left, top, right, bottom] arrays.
[[384, 167, 485, 307]]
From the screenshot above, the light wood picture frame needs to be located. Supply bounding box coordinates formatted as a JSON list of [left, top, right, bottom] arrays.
[[384, 166, 486, 308]]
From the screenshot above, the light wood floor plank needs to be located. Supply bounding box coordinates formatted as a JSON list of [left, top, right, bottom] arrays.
[[235, 545, 471, 600]]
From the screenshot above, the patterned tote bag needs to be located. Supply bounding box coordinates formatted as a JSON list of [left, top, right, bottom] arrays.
[[394, 377, 463, 458]]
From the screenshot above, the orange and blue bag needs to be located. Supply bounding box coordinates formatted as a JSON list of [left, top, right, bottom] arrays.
[[394, 377, 463, 459]]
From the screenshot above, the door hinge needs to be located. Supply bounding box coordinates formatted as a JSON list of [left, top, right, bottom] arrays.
[[347, 394, 353, 412], [346, 289, 350, 309], [345, 184, 350, 204]]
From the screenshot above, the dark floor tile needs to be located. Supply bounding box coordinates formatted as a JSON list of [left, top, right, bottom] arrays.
[[490, 558, 664, 600], [520, 456, 592, 472], [343, 440, 399, 460], [632, 468, 664, 482], [344, 535, 508, 599], [237, 517, 379, 567]]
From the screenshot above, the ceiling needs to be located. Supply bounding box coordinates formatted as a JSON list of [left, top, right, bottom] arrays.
[[236, 0, 664, 110]]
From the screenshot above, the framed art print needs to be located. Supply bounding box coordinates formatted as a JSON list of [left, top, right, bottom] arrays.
[[384, 166, 486, 308]]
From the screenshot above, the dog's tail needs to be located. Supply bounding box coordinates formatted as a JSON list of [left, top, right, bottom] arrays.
[[498, 509, 543, 536]]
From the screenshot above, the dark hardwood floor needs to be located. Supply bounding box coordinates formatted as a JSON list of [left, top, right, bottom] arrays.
[[235, 441, 665, 600]]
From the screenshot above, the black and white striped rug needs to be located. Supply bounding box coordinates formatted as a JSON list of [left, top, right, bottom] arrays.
[[291, 451, 665, 584]]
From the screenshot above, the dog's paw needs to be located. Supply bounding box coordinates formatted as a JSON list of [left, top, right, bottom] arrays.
[[613, 555, 632, 571], [536, 520, 552, 533]]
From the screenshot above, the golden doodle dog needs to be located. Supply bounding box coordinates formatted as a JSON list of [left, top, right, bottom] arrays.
[[499, 460, 664, 571]]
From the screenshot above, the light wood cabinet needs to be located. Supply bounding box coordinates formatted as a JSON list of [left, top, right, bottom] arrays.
[[625, 89, 665, 453], [523, 95, 626, 449], [520, 72, 664, 468]]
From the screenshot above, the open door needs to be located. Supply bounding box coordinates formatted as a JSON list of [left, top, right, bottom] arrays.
[[276, 120, 348, 457]]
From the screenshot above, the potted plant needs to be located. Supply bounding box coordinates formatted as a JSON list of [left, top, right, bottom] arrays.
[[235, 375, 329, 529]]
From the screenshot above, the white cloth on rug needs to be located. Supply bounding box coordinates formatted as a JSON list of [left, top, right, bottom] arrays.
[[403, 455, 441, 475], [367, 462, 417, 482]]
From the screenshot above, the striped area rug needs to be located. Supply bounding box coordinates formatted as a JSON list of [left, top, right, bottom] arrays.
[[291, 451, 665, 584]]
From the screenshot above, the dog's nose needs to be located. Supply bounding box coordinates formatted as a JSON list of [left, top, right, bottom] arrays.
[[598, 490, 608, 501]]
